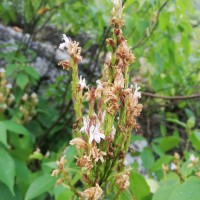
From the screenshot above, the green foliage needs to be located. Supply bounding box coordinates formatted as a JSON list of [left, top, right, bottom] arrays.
[[0, 0, 200, 199]]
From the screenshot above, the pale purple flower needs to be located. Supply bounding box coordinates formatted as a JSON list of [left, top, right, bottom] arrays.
[[170, 163, 177, 171], [133, 84, 141, 99], [79, 76, 87, 89], [59, 34, 70, 50], [6, 83, 12, 89], [89, 123, 105, 144], [0, 68, 5, 73], [189, 154, 196, 162], [96, 80, 103, 90], [80, 117, 105, 144]]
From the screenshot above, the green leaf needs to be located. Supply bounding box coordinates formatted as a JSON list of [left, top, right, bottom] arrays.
[[0, 121, 7, 146], [25, 174, 56, 200], [25, 67, 40, 80], [118, 189, 133, 200], [169, 177, 200, 200], [16, 73, 29, 90], [6, 64, 16, 76], [65, 145, 76, 165], [55, 188, 74, 200], [186, 116, 195, 129], [190, 129, 200, 150], [0, 181, 22, 200], [146, 178, 159, 193], [151, 155, 173, 172], [152, 185, 178, 200], [0, 148, 15, 195], [3, 121, 30, 136], [166, 118, 186, 128], [159, 136, 180, 152], [141, 148, 155, 171], [130, 171, 151, 200]]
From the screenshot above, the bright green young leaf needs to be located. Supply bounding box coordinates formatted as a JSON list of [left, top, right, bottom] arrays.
[[0, 121, 7, 146], [25, 174, 56, 200], [130, 171, 151, 200], [159, 136, 180, 152], [146, 178, 159, 193], [0, 148, 15, 195], [166, 118, 186, 128], [186, 116, 195, 129], [16, 73, 29, 90]]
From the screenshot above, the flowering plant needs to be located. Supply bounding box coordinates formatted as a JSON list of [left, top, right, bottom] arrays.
[[52, 0, 143, 199]]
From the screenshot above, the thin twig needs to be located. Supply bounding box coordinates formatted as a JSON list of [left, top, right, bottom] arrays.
[[132, 0, 170, 50], [142, 92, 200, 100]]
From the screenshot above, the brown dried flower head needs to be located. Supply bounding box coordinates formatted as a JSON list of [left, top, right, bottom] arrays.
[[80, 184, 103, 200], [90, 146, 107, 163], [77, 155, 93, 171], [116, 172, 130, 191], [70, 137, 87, 150], [56, 156, 66, 171], [58, 60, 71, 70]]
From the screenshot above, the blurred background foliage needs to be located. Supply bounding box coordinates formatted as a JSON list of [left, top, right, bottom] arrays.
[[0, 0, 200, 199]]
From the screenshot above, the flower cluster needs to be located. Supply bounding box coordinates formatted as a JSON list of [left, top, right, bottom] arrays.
[[19, 92, 38, 124], [0, 68, 15, 113], [54, 0, 143, 199]]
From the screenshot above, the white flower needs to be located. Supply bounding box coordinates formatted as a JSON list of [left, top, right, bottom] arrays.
[[133, 84, 141, 99], [22, 93, 28, 101], [10, 94, 15, 100], [6, 83, 12, 89], [79, 76, 87, 89], [96, 80, 103, 90], [59, 34, 71, 50], [89, 123, 105, 144], [31, 92, 37, 99], [112, 0, 121, 6], [80, 117, 89, 133], [80, 117, 105, 144], [0, 103, 7, 109], [170, 163, 177, 171], [189, 154, 196, 162], [0, 68, 5, 73]]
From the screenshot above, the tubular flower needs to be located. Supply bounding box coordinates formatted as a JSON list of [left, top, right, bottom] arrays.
[[79, 76, 87, 90], [80, 117, 105, 144], [59, 34, 82, 62], [133, 84, 141, 99], [95, 80, 104, 98], [59, 34, 71, 50]]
